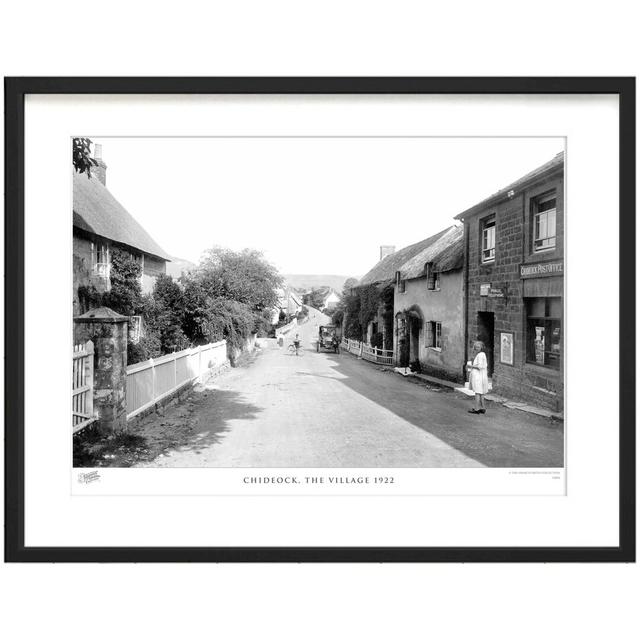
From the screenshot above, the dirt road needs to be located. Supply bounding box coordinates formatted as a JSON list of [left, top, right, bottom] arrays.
[[132, 306, 563, 468]]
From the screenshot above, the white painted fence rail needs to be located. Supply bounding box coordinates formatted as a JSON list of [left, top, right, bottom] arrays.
[[73, 340, 96, 434], [126, 340, 227, 420], [341, 337, 394, 365], [347, 338, 363, 356], [362, 344, 395, 366]]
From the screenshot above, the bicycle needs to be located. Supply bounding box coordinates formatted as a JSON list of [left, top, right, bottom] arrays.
[[288, 342, 302, 356]]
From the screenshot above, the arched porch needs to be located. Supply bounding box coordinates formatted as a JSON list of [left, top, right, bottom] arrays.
[[395, 305, 424, 368]]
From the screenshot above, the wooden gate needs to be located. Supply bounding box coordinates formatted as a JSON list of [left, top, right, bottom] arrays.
[[72, 340, 96, 434]]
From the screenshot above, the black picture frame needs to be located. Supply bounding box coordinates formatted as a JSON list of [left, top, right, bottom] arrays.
[[4, 77, 635, 563]]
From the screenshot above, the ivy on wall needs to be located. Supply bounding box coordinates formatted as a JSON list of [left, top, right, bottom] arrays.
[[338, 283, 395, 341]]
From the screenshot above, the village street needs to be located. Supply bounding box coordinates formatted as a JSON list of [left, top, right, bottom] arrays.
[[134, 306, 563, 468]]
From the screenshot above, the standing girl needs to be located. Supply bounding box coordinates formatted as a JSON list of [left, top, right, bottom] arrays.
[[468, 340, 489, 414]]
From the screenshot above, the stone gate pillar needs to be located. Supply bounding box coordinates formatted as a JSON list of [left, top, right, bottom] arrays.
[[74, 307, 128, 433]]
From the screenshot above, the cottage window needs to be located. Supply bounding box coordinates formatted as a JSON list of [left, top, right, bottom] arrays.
[[426, 321, 442, 349], [526, 297, 561, 369], [533, 193, 557, 252], [481, 217, 496, 263], [92, 242, 110, 279], [133, 253, 145, 282], [426, 264, 440, 291], [396, 271, 406, 293]]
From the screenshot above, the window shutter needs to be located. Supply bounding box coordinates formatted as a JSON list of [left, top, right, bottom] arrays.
[[425, 322, 433, 347]]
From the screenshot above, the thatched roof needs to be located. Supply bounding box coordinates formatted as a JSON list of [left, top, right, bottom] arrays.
[[399, 226, 463, 279], [455, 151, 564, 220], [358, 226, 457, 286], [73, 171, 171, 261]]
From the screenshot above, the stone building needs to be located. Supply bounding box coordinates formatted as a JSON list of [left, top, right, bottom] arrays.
[[455, 152, 564, 411], [72, 146, 171, 315]]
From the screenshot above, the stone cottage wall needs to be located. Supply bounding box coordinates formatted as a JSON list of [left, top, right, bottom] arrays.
[[465, 172, 564, 411]]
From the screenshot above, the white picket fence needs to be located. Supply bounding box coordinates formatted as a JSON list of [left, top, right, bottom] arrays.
[[362, 343, 395, 365], [341, 337, 394, 365], [125, 340, 227, 420], [343, 337, 362, 356], [72, 340, 96, 434]]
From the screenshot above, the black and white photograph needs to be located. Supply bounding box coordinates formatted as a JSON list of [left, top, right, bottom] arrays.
[[2, 2, 638, 638], [5, 77, 633, 565], [71, 136, 565, 471]]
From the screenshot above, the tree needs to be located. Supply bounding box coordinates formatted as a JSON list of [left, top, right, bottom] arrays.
[[331, 277, 361, 333], [338, 282, 394, 341], [73, 137, 97, 177], [180, 276, 215, 345], [147, 274, 189, 354], [342, 289, 363, 339], [342, 277, 359, 297], [303, 287, 327, 310], [180, 247, 282, 349], [196, 247, 282, 311], [184, 247, 282, 346], [101, 248, 143, 316], [180, 283, 257, 350]]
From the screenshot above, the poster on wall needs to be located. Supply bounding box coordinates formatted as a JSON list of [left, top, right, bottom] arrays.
[[500, 332, 514, 365]]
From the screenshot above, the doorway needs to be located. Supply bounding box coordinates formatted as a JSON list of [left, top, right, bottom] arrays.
[[477, 311, 495, 376], [409, 316, 421, 364], [395, 314, 409, 367]]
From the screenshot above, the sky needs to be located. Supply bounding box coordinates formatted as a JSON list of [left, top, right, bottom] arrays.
[[91, 137, 564, 278]]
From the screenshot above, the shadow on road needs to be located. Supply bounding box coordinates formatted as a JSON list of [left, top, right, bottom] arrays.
[[304, 351, 563, 468], [74, 388, 263, 467]]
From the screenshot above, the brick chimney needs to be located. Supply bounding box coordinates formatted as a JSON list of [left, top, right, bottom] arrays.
[[380, 245, 395, 261], [92, 143, 107, 186]]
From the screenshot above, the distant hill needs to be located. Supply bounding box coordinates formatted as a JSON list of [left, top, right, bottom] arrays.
[[283, 274, 359, 293], [166, 257, 197, 279]]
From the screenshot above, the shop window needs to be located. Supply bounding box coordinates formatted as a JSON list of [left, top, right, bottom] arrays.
[[481, 216, 496, 263], [526, 297, 561, 369], [425, 321, 442, 349], [533, 192, 557, 252]]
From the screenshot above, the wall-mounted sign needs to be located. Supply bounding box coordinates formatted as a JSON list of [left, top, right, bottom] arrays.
[[480, 283, 505, 297], [520, 261, 563, 278], [500, 331, 514, 366]]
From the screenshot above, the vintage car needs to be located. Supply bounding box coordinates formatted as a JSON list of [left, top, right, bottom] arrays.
[[316, 325, 340, 353]]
